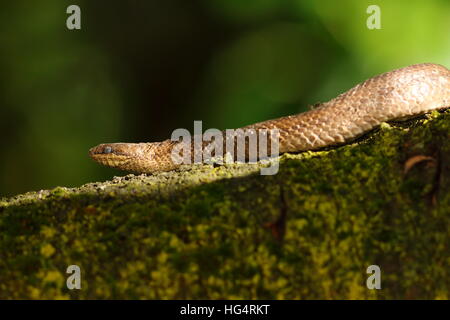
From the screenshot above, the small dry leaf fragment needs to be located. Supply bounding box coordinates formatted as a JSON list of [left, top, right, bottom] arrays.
[[403, 155, 435, 174]]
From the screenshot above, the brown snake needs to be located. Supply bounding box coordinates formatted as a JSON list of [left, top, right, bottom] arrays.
[[89, 63, 450, 174]]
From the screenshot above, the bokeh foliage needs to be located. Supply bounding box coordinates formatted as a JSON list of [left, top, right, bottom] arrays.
[[0, 1, 449, 196]]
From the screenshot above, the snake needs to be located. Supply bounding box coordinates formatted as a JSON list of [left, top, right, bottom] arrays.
[[89, 63, 450, 174]]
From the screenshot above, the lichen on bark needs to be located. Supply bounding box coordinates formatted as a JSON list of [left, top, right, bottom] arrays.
[[1, 110, 449, 299]]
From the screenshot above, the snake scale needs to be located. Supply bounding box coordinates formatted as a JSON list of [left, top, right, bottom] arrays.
[[89, 63, 450, 173]]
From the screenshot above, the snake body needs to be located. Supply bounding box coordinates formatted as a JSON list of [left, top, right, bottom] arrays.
[[89, 63, 450, 173]]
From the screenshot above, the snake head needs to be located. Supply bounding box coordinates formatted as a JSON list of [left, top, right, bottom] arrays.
[[89, 142, 178, 173], [89, 143, 148, 173]]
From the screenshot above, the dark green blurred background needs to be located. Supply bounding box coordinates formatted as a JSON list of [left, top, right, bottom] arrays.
[[1, 0, 449, 197]]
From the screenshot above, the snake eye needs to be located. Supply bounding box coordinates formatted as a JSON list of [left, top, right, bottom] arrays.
[[103, 146, 113, 154]]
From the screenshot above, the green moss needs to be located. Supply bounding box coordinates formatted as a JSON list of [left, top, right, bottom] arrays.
[[0, 110, 449, 299]]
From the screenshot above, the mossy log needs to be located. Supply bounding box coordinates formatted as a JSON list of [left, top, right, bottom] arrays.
[[1, 110, 449, 299]]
